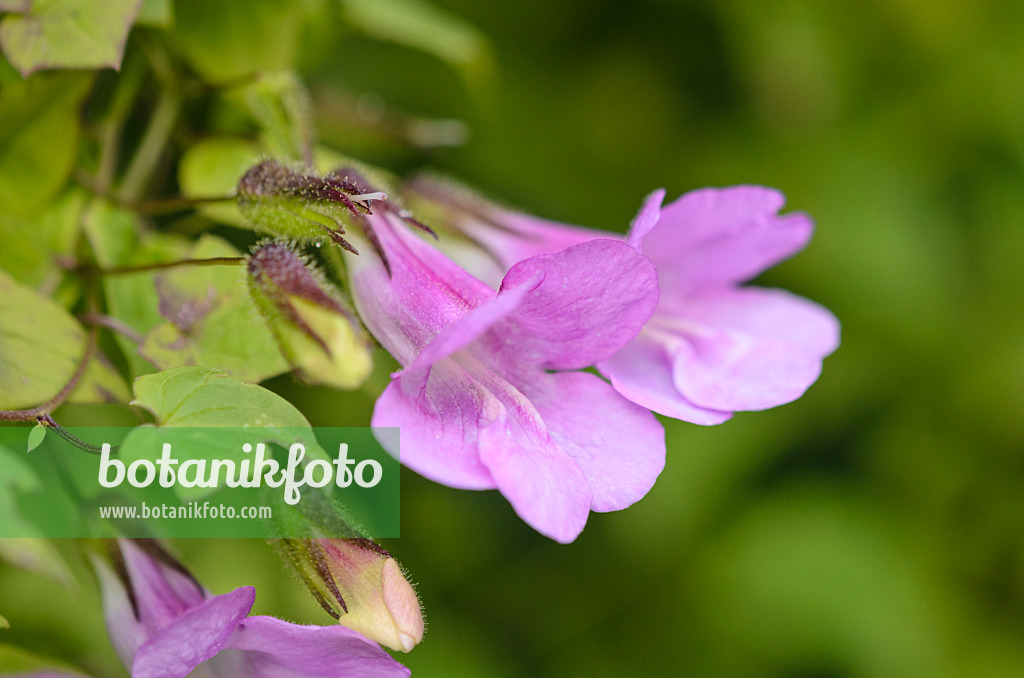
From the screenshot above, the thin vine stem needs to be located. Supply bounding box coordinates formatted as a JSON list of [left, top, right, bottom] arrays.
[[115, 87, 182, 203], [76, 256, 246, 277], [79, 312, 144, 343], [73, 168, 235, 216]]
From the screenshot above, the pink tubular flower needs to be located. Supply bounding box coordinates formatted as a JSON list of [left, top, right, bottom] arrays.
[[599, 187, 840, 424], [404, 176, 598, 288], [345, 197, 665, 543], [93, 540, 409, 678], [406, 178, 840, 424]]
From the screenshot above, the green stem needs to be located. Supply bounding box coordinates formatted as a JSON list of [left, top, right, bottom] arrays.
[[38, 415, 113, 455], [79, 311, 144, 343], [127, 193, 237, 216], [116, 87, 182, 203], [82, 256, 247, 277], [96, 54, 147, 194]]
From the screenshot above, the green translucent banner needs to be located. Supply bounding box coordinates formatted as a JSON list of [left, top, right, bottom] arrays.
[[0, 426, 400, 538]]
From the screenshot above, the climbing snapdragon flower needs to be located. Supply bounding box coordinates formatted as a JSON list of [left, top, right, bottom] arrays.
[[93, 540, 410, 678], [405, 178, 839, 424], [344, 193, 666, 543]]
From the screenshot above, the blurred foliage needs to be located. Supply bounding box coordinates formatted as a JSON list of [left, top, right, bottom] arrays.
[[1, 0, 1023, 677]]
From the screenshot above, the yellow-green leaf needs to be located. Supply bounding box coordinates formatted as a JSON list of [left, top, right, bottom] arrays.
[[136, 0, 172, 27], [341, 0, 493, 84], [0, 71, 91, 217], [66, 351, 131, 405], [0, 268, 84, 410], [0, 643, 84, 674], [136, 235, 289, 383], [131, 366, 310, 427], [0, 187, 86, 287], [0, 0, 142, 77], [81, 198, 191, 377], [178, 137, 261, 227], [25, 423, 45, 452], [169, 0, 304, 82]]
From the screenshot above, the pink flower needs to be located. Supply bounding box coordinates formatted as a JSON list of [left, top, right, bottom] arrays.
[[406, 178, 839, 424], [600, 187, 840, 424], [345, 200, 665, 543], [93, 540, 409, 678]]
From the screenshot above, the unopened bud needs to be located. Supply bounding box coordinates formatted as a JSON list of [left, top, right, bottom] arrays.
[[247, 242, 372, 389], [276, 538, 424, 652], [237, 159, 387, 253]]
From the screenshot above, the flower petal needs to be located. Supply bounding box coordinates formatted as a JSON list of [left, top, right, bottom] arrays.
[[626, 189, 665, 251], [637, 186, 811, 293], [403, 272, 541, 374], [95, 540, 210, 667], [496, 239, 660, 370], [131, 586, 255, 678], [92, 553, 147, 669], [525, 371, 666, 512], [408, 175, 603, 274], [120, 540, 206, 633], [464, 209, 604, 273], [598, 334, 733, 425], [372, 362, 498, 490], [667, 287, 840, 411], [478, 411, 593, 543], [347, 213, 493, 365], [218, 615, 410, 678]]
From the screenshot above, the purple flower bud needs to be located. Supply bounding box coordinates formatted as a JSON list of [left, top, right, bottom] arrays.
[[247, 241, 373, 389], [237, 160, 388, 253], [275, 538, 424, 653]]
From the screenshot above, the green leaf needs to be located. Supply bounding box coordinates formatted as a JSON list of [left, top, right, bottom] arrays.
[[124, 366, 324, 502], [0, 187, 86, 287], [66, 350, 131, 405], [0, 442, 39, 529], [0, 612, 7, 629], [25, 423, 45, 452], [340, 0, 493, 83], [0, 643, 84, 674], [131, 366, 311, 427], [178, 137, 261, 227], [0, 0, 142, 77], [136, 0, 172, 27], [137, 235, 289, 383], [169, 0, 307, 82], [84, 205, 286, 382], [81, 198, 191, 377], [244, 71, 315, 163], [0, 71, 91, 217], [0, 268, 85, 410], [0, 537, 72, 584], [0, 442, 71, 582]]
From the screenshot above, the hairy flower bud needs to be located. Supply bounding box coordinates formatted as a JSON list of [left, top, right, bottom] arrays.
[[276, 538, 424, 653], [247, 241, 372, 389], [237, 159, 389, 252]]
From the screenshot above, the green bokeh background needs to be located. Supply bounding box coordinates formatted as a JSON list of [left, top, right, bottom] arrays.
[[2, 0, 1023, 676]]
